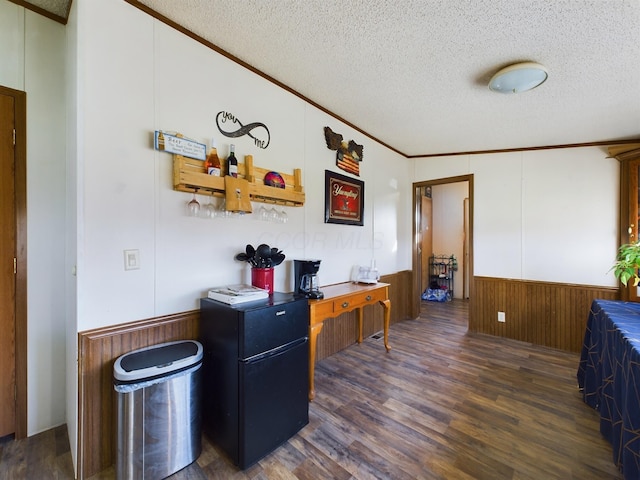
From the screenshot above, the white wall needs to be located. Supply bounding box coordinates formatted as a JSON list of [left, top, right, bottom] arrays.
[[0, 0, 68, 438], [24, 6, 67, 438], [415, 147, 619, 287], [75, 0, 411, 333], [0, 1, 24, 88]]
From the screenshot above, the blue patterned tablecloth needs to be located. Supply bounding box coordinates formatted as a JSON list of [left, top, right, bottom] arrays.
[[577, 299, 640, 479]]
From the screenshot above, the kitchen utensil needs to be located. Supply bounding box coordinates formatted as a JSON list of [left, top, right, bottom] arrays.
[[235, 253, 249, 262], [256, 244, 271, 266], [235, 244, 284, 268], [272, 253, 285, 266]]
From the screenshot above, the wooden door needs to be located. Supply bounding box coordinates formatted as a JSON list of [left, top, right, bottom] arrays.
[[0, 92, 16, 438]]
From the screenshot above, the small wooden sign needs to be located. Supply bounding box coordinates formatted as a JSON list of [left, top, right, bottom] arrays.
[[154, 131, 206, 160]]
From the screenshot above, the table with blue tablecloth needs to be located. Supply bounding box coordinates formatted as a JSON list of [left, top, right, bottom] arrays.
[[577, 299, 640, 479]]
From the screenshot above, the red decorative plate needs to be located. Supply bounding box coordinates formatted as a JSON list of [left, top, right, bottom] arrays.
[[264, 171, 285, 188]]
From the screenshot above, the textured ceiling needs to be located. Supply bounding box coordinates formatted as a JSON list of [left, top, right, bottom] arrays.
[[28, 0, 640, 156], [21, 0, 69, 20]]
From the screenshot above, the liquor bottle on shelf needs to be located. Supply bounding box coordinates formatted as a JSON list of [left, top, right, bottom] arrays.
[[204, 139, 221, 176], [227, 144, 238, 178]]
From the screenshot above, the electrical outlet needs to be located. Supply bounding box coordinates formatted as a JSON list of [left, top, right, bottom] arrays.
[[498, 311, 506, 323]]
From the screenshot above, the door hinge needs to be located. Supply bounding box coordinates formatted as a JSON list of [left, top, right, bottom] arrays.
[[13, 129, 16, 146], [14, 257, 16, 275]]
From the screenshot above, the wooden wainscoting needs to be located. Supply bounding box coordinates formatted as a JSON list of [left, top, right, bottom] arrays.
[[77, 311, 200, 479], [316, 271, 412, 361], [470, 276, 618, 353]]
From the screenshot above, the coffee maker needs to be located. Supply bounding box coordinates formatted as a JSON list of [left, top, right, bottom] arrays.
[[293, 259, 324, 299]]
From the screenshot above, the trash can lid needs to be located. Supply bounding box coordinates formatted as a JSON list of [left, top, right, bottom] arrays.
[[113, 340, 203, 383]]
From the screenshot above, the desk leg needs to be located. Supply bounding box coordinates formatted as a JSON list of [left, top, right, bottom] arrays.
[[357, 307, 363, 344], [308, 322, 324, 401], [381, 299, 391, 352]]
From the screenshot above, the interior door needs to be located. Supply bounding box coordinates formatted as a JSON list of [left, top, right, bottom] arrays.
[[0, 92, 16, 438]]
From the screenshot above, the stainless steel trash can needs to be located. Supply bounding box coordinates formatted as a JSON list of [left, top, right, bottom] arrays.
[[114, 340, 203, 480]]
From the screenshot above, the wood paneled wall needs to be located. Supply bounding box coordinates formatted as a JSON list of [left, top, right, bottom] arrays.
[[77, 311, 200, 479], [76, 271, 412, 478], [470, 276, 618, 353]]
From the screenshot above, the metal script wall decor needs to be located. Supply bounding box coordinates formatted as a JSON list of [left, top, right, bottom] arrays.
[[323, 126, 363, 177], [216, 111, 271, 149]]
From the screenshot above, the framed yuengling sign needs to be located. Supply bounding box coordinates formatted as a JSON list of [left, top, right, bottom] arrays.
[[324, 170, 364, 226]]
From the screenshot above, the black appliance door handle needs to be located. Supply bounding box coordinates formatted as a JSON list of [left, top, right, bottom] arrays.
[[241, 337, 308, 364]]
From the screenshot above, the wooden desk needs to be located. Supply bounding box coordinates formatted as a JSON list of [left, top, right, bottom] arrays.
[[307, 282, 391, 400]]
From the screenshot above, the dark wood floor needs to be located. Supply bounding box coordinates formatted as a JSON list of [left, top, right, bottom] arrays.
[[0, 300, 622, 479]]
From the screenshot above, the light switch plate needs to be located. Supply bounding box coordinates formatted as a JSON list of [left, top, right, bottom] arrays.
[[124, 249, 140, 270]]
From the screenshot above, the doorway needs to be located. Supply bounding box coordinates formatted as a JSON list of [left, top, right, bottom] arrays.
[[0, 85, 27, 439], [412, 175, 473, 320]]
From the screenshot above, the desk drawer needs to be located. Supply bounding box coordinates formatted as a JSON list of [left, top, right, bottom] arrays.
[[333, 288, 386, 313], [309, 300, 334, 325]]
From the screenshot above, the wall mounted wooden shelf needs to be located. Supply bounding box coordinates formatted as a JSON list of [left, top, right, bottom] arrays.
[[173, 154, 305, 207]]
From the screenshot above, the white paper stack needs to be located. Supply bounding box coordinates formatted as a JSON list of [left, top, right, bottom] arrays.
[[207, 284, 269, 305]]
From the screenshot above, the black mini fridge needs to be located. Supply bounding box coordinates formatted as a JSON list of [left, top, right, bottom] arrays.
[[200, 293, 309, 469]]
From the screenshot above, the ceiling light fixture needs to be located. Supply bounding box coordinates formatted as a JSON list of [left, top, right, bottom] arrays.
[[488, 62, 548, 94]]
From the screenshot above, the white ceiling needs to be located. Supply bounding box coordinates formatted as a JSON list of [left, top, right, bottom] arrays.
[[27, 0, 640, 157]]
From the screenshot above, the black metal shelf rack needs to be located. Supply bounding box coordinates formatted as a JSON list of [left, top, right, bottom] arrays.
[[427, 254, 456, 301]]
